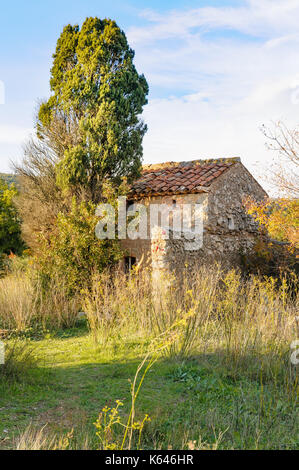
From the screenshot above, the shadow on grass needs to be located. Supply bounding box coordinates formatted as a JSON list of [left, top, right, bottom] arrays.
[[1, 347, 297, 450]]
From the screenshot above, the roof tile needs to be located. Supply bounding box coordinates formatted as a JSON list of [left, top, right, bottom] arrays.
[[129, 158, 240, 197]]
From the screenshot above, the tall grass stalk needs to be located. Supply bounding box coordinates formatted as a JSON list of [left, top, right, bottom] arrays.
[[0, 270, 80, 332], [85, 266, 298, 393], [0, 273, 35, 331]]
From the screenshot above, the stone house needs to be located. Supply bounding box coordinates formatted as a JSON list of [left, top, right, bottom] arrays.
[[121, 157, 267, 274]]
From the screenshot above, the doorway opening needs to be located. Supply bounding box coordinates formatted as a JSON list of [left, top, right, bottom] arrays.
[[124, 256, 137, 273]]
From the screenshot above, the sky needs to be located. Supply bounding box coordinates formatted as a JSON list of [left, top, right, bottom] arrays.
[[1, 0, 299, 192]]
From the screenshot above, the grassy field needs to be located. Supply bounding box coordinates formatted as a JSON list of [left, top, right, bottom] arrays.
[[0, 266, 298, 450], [0, 321, 298, 450]]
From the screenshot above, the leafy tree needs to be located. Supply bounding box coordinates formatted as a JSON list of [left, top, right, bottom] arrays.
[[247, 197, 299, 250], [244, 121, 299, 275], [244, 197, 298, 275], [0, 178, 23, 255], [15, 18, 148, 290], [37, 198, 122, 293], [38, 17, 149, 202]]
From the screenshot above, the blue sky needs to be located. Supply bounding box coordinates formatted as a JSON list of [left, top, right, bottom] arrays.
[[1, 0, 299, 191]]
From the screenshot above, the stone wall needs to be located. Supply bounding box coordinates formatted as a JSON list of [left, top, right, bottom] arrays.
[[120, 162, 268, 273], [203, 162, 267, 266], [120, 192, 208, 268]]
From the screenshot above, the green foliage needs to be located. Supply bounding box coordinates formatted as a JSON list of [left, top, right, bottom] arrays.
[[244, 197, 299, 275], [18, 17, 148, 287], [0, 177, 24, 257], [247, 197, 299, 249], [37, 198, 122, 293], [39, 17, 149, 201]]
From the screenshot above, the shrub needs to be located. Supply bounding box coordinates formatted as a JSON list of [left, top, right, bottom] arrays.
[[36, 198, 122, 295], [244, 197, 299, 275]]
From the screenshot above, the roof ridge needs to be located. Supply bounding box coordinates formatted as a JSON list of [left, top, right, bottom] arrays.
[[142, 157, 241, 171]]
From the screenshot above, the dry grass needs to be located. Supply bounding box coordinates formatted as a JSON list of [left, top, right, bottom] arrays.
[[1, 261, 297, 450], [0, 273, 35, 331], [36, 275, 80, 330], [13, 425, 83, 450], [14, 425, 57, 450], [0, 270, 80, 332], [84, 265, 298, 388], [1, 264, 297, 387], [84, 269, 152, 344], [0, 263, 298, 451]]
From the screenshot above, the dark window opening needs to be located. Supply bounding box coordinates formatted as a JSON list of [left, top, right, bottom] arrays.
[[124, 256, 137, 273], [126, 200, 134, 211]]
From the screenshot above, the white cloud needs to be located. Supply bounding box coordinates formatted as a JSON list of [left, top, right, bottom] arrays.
[[129, 0, 299, 45], [128, 1, 299, 194], [2, 0, 299, 195]]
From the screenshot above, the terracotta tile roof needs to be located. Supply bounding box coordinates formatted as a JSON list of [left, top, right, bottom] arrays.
[[129, 158, 240, 198]]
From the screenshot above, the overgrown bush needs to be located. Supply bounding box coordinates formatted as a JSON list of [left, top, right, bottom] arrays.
[[244, 197, 299, 276], [36, 198, 122, 295]]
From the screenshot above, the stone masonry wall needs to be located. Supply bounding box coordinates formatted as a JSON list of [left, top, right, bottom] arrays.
[[203, 162, 267, 267], [120, 192, 208, 269], [120, 162, 268, 273]]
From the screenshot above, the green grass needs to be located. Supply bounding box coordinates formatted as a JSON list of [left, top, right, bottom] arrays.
[[0, 323, 298, 450]]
